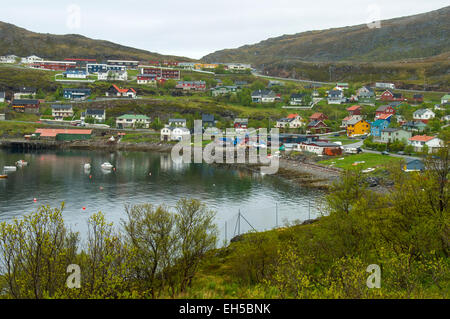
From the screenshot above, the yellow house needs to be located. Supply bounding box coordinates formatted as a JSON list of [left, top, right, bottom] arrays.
[[194, 63, 219, 70], [346, 118, 370, 137]]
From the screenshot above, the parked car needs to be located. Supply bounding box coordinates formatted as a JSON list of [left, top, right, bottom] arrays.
[[397, 151, 405, 155], [381, 151, 389, 155]]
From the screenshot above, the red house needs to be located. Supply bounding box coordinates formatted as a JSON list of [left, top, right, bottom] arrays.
[[375, 105, 395, 120], [380, 90, 404, 101], [346, 105, 362, 116], [412, 94, 424, 103], [309, 112, 328, 122], [307, 120, 330, 134]]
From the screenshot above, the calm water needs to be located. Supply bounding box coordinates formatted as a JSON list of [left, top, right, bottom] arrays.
[[0, 148, 323, 243]]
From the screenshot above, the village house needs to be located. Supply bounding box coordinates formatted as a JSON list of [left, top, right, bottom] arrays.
[[202, 114, 215, 127], [357, 86, 374, 98], [0, 114, 5, 121], [224, 63, 251, 72], [63, 88, 91, 100], [31, 60, 77, 71], [0, 92, 5, 103], [402, 121, 427, 132], [81, 109, 106, 123], [403, 159, 425, 172], [375, 105, 395, 120], [175, 81, 206, 91], [139, 66, 181, 80], [34, 128, 92, 141], [341, 115, 362, 128], [335, 83, 349, 90], [441, 94, 450, 105], [137, 74, 157, 86], [14, 87, 36, 99], [298, 141, 342, 156], [51, 104, 73, 120], [370, 119, 390, 139], [307, 120, 330, 134], [290, 93, 307, 106], [327, 89, 345, 104], [376, 83, 395, 90], [276, 114, 304, 129], [346, 118, 370, 137], [169, 118, 187, 128], [107, 60, 139, 70], [234, 81, 248, 88], [234, 118, 248, 132], [11, 99, 40, 113], [171, 127, 191, 141], [412, 94, 424, 104], [0, 55, 18, 63], [99, 70, 128, 81], [211, 86, 239, 96], [21, 55, 43, 64], [116, 114, 150, 129], [309, 113, 328, 122], [413, 108, 435, 124], [178, 62, 196, 69], [63, 69, 88, 79], [380, 90, 404, 102], [347, 105, 362, 116], [251, 90, 278, 103], [408, 135, 443, 153], [380, 128, 412, 144], [106, 85, 136, 98]]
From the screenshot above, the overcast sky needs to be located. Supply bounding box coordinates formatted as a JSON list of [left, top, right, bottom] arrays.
[[0, 0, 448, 59]]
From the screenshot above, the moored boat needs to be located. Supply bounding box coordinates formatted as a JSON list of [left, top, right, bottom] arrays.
[[0, 175, 8, 179], [16, 160, 28, 166], [3, 166, 17, 172], [101, 162, 113, 170]]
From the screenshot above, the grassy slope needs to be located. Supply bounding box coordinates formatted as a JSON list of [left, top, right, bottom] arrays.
[[319, 153, 404, 170]]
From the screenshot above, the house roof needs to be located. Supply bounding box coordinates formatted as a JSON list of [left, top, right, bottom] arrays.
[[328, 90, 343, 97], [347, 118, 364, 125], [378, 114, 393, 120], [441, 94, 450, 100], [117, 114, 150, 120], [51, 104, 72, 109], [413, 108, 434, 116], [376, 105, 392, 112], [35, 129, 92, 137], [307, 120, 327, 127], [85, 109, 105, 116], [409, 135, 436, 142], [111, 84, 136, 94], [12, 99, 39, 105], [202, 114, 215, 122], [347, 105, 361, 111], [169, 118, 186, 122], [309, 113, 325, 120], [381, 128, 401, 133], [251, 89, 273, 97], [287, 113, 299, 119], [234, 118, 248, 124], [371, 119, 389, 127], [64, 88, 91, 93]]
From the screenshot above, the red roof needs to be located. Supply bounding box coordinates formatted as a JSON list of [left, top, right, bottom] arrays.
[[112, 84, 135, 94], [310, 113, 325, 120], [342, 116, 353, 121], [378, 114, 393, 120], [408, 135, 435, 142], [347, 105, 361, 111], [36, 128, 92, 137], [287, 113, 299, 119]]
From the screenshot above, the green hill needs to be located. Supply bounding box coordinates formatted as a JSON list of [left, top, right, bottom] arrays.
[[0, 21, 194, 62]]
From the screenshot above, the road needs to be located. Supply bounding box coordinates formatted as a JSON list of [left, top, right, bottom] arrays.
[[343, 139, 420, 160]]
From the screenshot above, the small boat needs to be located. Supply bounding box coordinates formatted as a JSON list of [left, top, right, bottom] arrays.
[[101, 162, 114, 170], [3, 166, 17, 172], [362, 168, 376, 173], [0, 175, 8, 179], [84, 163, 91, 170], [16, 160, 28, 166]]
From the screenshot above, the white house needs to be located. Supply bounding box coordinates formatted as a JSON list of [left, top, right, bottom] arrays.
[[171, 127, 190, 141], [116, 114, 150, 129], [413, 109, 435, 123], [21, 55, 43, 64], [81, 109, 106, 122], [0, 55, 18, 63], [64, 69, 88, 79], [275, 114, 304, 129], [51, 104, 73, 120], [327, 89, 346, 104], [441, 94, 450, 105], [168, 118, 187, 127], [161, 127, 172, 141], [0, 92, 5, 103], [408, 135, 444, 153]]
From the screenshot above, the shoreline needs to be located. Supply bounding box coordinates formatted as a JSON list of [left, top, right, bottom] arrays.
[[0, 138, 341, 189]]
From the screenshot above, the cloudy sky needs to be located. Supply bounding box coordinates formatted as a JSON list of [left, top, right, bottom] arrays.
[[0, 0, 448, 59]]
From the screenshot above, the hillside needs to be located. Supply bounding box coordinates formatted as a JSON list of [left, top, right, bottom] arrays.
[[0, 21, 193, 62], [202, 6, 450, 65]]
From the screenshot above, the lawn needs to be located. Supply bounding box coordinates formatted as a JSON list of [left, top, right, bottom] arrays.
[[327, 135, 357, 145], [319, 152, 405, 170]]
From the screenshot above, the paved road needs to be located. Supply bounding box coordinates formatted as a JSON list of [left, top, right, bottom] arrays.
[[343, 139, 420, 160]]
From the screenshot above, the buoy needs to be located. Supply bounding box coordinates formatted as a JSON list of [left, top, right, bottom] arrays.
[[82, 207, 86, 211], [89, 175, 92, 179], [113, 168, 116, 171], [33, 198, 37, 202]]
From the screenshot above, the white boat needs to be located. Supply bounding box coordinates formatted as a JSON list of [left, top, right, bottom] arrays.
[[101, 162, 114, 170], [16, 160, 28, 166], [84, 163, 91, 170], [3, 166, 17, 172], [362, 168, 376, 173]]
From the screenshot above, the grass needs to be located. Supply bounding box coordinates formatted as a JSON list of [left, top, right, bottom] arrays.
[[327, 135, 357, 145], [120, 132, 161, 144], [0, 121, 44, 137], [319, 152, 405, 170]]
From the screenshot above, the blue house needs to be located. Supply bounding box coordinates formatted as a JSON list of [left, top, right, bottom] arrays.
[[370, 119, 390, 138], [403, 159, 424, 172], [63, 88, 91, 100]]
